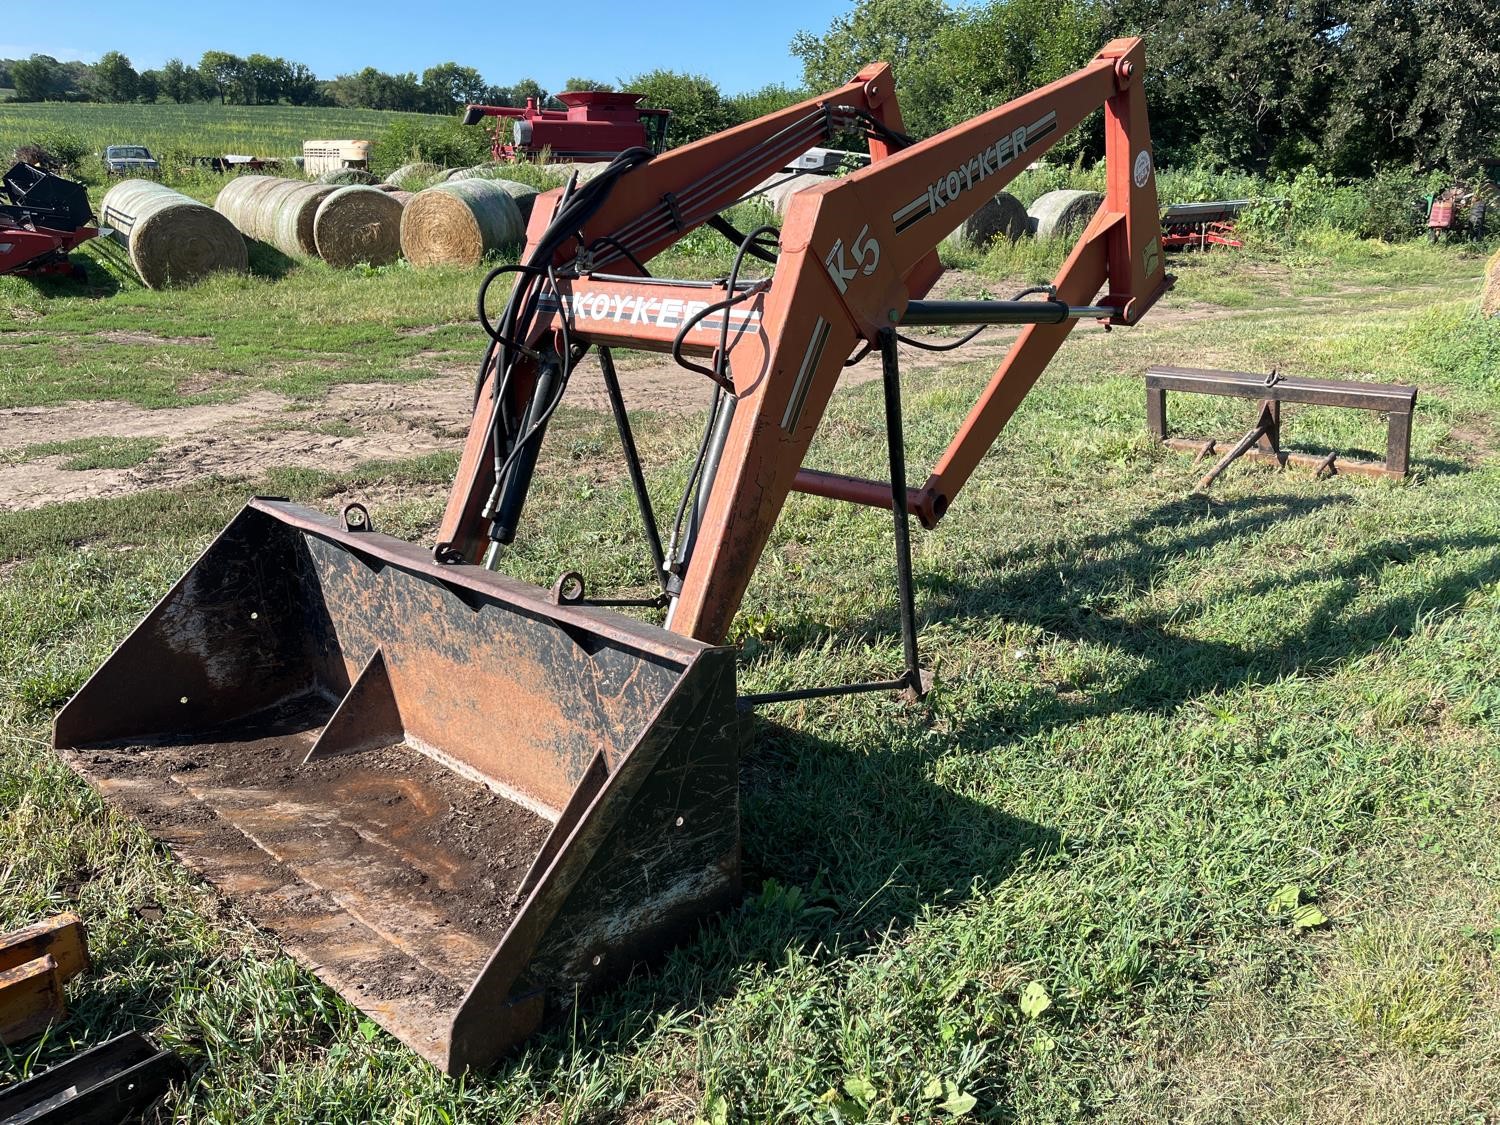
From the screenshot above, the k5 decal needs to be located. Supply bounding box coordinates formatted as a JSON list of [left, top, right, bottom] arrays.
[[824, 225, 881, 294]]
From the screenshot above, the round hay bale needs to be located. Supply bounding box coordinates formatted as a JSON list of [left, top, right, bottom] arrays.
[[1028, 189, 1103, 239], [542, 161, 609, 184], [313, 186, 405, 268], [951, 191, 1030, 248], [762, 173, 826, 216], [100, 179, 247, 289], [215, 175, 336, 257], [387, 190, 416, 207], [1483, 247, 1500, 318], [317, 167, 377, 186], [401, 179, 526, 267], [484, 178, 540, 221], [444, 164, 494, 182], [386, 162, 439, 191]]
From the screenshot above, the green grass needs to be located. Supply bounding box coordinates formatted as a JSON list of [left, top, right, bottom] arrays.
[[2, 242, 1498, 1121], [6, 436, 162, 470], [0, 101, 448, 159]]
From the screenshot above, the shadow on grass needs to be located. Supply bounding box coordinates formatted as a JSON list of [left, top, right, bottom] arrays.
[[246, 240, 297, 279], [17, 254, 125, 299], [914, 492, 1500, 743], [486, 716, 1058, 1080]]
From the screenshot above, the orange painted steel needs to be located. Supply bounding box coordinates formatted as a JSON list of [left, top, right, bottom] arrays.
[[52, 42, 1167, 1073], [439, 39, 1165, 644]]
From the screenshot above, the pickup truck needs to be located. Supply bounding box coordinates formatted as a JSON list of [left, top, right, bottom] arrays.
[[102, 145, 161, 176]]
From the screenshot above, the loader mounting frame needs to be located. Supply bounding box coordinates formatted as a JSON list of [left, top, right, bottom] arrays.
[[54, 40, 1166, 1073]]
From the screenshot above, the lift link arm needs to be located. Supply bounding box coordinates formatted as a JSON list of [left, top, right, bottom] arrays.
[[436, 39, 1165, 648], [669, 38, 1166, 643], [435, 65, 927, 564]]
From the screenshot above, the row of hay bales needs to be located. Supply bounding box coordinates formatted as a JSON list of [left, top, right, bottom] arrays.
[[95, 168, 546, 286], [755, 173, 1104, 248], [212, 174, 540, 269]]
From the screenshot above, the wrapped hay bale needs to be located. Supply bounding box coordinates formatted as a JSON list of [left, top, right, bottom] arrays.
[[400, 179, 526, 267], [387, 190, 416, 207], [317, 167, 377, 186], [386, 162, 439, 191], [951, 191, 1030, 248], [215, 175, 337, 257], [313, 185, 405, 268], [762, 173, 826, 216], [542, 161, 609, 185], [100, 179, 248, 289], [1483, 247, 1500, 318], [484, 178, 540, 221], [1028, 189, 1103, 239], [444, 164, 496, 182]]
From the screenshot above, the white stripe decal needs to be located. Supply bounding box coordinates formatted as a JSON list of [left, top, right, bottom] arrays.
[[782, 317, 830, 433]]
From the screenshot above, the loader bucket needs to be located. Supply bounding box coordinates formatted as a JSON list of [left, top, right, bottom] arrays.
[[53, 498, 741, 1074]]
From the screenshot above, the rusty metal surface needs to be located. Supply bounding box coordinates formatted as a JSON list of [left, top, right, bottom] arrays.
[[1144, 365, 1418, 412], [450, 647, 741, 1073], [53, 499, 743, 1073], [1162, 438, 1405, 479], [1146, 367, 1416, 484]]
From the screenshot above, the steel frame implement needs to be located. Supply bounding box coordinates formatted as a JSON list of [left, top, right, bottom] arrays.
[[438, 38, 1168, 647]]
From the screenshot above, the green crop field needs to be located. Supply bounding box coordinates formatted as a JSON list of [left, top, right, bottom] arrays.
[[0, 101, 447, 158]]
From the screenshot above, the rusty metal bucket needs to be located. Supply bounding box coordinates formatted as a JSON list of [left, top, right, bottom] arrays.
[[53, 498, 741, 1073]]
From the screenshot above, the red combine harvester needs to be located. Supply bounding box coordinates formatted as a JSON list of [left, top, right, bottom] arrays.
[[0, 163, 97, 279], [462, 91, 671, 161]]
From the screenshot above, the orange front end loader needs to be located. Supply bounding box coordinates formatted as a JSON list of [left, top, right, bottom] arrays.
[[54, 40, 1167, 1072]]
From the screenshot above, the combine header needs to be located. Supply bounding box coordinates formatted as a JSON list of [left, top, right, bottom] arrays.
[[57, 39, 1167, 1072], [0, 163, 96, 279]]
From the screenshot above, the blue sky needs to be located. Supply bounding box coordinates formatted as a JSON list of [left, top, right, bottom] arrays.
[[1, 0, 848, 94]]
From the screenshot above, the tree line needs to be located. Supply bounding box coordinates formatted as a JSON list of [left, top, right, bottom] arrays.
[[0, 51, 574, 115], [788, 0, 1499, 176], [4, 0, 1495, 177]]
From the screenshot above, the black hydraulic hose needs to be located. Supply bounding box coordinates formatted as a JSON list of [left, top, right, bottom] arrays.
[[474, 146, 657, 542], [664, 224, 776, 571], [668, 224, 778, 388]]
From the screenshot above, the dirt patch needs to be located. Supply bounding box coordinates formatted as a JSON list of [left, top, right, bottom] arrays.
[[66, 697, 551, 1028], [95, 330, 213, 346], [396, 323, 464, 337], [0, 270, 1236, 510], [0, 380, 475, 511], [1445, 425, 1497, 459]]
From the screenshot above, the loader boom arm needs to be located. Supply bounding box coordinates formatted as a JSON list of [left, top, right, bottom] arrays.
[[436, 38, 1166, 646]]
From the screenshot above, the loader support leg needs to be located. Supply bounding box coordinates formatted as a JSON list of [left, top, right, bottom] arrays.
[[598, 347, 667, 587], [740, 330, 927, 708], [880, 329, 924, 698]]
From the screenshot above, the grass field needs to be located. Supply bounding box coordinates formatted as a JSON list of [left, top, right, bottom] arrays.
[[2, 234, 1499, 1121], [0, 101, 446, 158]]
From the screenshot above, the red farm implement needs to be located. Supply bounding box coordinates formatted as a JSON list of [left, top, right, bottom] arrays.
[[0, 163, 97, 279], [462, 92, 671, 162]]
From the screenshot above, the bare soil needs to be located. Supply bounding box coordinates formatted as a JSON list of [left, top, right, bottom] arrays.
[[71, 696, 552, 1004], [1, 271, 1228, 510]]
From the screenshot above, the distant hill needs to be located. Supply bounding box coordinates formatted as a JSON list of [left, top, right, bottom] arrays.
[[0, 102, 449, 157]]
